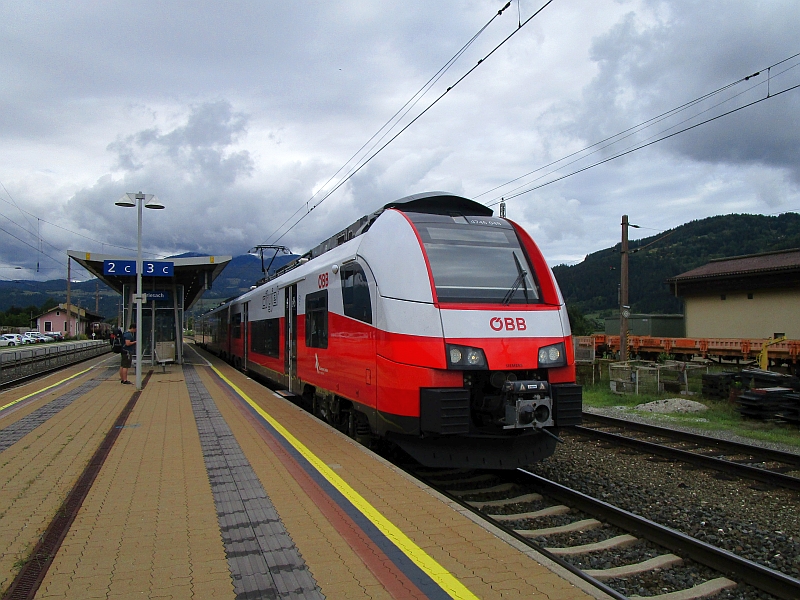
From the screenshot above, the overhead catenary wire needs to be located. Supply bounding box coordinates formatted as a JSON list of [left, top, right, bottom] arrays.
[[0, 185, 159, 257], [483, 54, 800, 207], [263, 2, 513, 246], [268, 0, 556, 245], [472, 74, 762, 200]]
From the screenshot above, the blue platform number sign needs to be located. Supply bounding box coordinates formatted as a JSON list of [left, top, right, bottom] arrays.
[[103, 260, 174, 277]]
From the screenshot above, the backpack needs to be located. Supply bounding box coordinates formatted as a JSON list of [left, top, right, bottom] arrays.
[[111, 328, 125, 353]]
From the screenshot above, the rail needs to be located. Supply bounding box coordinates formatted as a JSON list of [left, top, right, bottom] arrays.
[[0, 340, 112, 386], [517, 469, 800, 600], [577, 414, 800, 492]]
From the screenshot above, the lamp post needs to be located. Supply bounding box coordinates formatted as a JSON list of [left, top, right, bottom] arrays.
[[115, 191, 165, 390]]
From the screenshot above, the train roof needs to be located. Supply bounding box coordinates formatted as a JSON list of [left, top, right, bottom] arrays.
[[269, 192, 492, 283]]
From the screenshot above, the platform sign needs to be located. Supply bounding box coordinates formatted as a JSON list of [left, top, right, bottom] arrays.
[[103, 260, 174, 277], [145, 290, 171, 303]]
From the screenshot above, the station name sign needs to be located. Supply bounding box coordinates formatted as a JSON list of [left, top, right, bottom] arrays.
[[103, 260, 174, 277]]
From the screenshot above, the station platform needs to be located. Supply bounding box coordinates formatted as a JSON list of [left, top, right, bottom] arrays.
[[0, 345, 605, 600]]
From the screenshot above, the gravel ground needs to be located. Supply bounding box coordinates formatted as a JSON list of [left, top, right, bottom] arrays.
[[527, 429, 800, 582]]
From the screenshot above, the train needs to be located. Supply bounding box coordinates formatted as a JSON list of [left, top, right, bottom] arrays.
[[197, 192, 581, 469]]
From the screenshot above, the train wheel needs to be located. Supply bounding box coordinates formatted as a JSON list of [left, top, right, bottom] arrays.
[[348, 411, 372, 447]]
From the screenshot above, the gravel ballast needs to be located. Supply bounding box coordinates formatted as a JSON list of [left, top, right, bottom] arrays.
[[527, 429, 800, 582]]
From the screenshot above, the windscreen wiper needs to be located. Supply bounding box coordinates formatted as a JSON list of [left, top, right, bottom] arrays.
[[502, 252, 529, 305]]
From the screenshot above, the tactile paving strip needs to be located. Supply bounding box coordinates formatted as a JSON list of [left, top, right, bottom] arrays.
[[0, 368, 113, 454], [184, 365, 324, 600]]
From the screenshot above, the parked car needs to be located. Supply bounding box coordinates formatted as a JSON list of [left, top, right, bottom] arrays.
[[1, 333, 25, 346], [0, 335, 11, 347], [48, 331, 65, 340], [21, 333, 42, 344], [26, 331, 55, 343]]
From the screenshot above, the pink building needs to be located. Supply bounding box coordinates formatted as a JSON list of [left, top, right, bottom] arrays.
[[34, 304, 103, 338]]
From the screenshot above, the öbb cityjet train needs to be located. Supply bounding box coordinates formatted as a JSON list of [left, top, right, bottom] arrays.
[[198, 192, 581, 469]]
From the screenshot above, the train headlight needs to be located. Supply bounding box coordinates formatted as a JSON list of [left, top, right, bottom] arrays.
[[449, 347, 463, 364], [446, 344, 487, 370], [537, 342, 567, 368]]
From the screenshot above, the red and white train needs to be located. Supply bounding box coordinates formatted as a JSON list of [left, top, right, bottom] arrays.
[[198, 192, 581, 469]]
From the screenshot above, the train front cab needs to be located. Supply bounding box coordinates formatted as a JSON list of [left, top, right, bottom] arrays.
[[223, 195, 581, 470], [355, 204, 582, 469]]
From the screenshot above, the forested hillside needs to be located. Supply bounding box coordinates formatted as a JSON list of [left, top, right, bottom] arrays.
[[552, 212, 800, 315], [3, 213, 799, 325]]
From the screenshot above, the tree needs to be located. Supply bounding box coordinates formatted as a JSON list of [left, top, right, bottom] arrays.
[[567, 305, 595, 336], [41, 297, 58, 312]]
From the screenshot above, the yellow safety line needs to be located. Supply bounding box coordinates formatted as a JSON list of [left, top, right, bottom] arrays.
[[0, 366, 95, 413], [210, 365, 479, 600]]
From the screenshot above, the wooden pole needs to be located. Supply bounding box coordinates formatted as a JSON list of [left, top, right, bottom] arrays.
[[620, 215, 630, 362]]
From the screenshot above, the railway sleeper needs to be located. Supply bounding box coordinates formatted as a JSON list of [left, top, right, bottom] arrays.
[[515, 517, 601, 537], [585, 553, 682, 580], [545, 533, 638, 556], [622, 577, 736, 600], [467, 492, 542, 509], [488, 504, 570, 521]]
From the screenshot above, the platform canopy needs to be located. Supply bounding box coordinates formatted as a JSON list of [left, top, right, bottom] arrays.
[[67, 251, 231, 311]]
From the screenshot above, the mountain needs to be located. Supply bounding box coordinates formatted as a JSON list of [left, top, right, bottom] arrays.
[[4, 213, 799, 322], [196, 252, 298, 308], [551, 212, 800, 316], [0, 252, 298, 320]]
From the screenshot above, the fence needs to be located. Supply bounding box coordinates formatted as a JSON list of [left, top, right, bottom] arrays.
[[608, 360, 708, 395], [0, 340, 112, 385]]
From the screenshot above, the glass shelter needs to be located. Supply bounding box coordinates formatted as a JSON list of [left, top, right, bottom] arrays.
[[68, 251, 231, 365]]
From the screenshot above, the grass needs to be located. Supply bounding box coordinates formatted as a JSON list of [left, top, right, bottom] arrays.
[[581, 381, 800, 449]]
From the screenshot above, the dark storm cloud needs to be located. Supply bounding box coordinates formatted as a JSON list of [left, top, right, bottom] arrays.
[[107, 101, 253, 185], [3, 1, 800, 278], [574, 0, 800, 179]]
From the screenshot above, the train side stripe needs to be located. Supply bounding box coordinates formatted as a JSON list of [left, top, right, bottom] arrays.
[[0, 366, 95, 414], [210, 365, 479, 600]]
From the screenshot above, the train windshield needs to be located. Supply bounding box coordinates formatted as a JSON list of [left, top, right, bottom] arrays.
[[413, 219, 540, 304]]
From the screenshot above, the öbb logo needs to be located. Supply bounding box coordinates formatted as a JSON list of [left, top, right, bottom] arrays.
[[490, 317, 527, 331]]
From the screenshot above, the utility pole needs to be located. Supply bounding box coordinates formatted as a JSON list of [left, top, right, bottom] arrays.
[[620, 215, 630, 362], [95, 280, 99, 313], [66, 257, 71, 339]]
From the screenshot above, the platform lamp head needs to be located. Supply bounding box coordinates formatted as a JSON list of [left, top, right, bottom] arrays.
[[114, 191, 165, 391], [115, 192, 165, 209]]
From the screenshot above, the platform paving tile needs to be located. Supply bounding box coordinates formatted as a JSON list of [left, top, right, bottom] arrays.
[[185, 365, 325, 599], [0, 374, 131, 596], [32, 369, 235, 600], [0, 355, 115, 428], [200, 355, 598, 600], [0, 368, 113, 453], [195, 366, 398, 600]]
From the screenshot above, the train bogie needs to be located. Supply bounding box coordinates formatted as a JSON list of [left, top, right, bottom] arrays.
[[198, 192, 582, 469]]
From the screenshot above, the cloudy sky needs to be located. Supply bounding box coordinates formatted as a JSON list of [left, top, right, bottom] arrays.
[[2, 0, 799, 282]]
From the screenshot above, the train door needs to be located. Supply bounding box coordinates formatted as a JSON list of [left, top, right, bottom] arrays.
[[225, 305, 232, 359], [242, 301, 249, 369], [285, 285, 297, 392]]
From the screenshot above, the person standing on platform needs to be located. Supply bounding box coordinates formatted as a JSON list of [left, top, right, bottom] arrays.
[[120, 323, 137, 384]]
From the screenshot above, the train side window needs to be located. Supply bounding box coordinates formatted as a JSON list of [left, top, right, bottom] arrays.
[[305, 290, 328, 348], [251, 318, 280, 358], [232, 312, 242, 339], [341, 264, 372, 324]]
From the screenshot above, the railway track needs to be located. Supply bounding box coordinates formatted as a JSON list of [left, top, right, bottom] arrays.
[[577, 413, 800, 492], [0, 341, 111, 389], [410, 466, 800, 600]]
